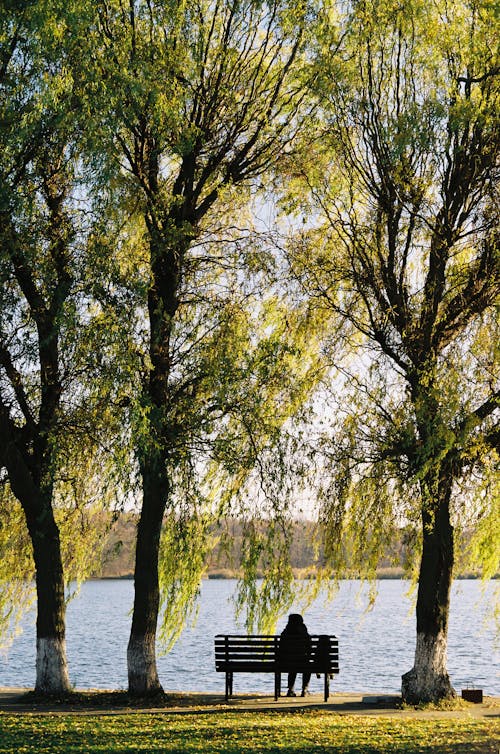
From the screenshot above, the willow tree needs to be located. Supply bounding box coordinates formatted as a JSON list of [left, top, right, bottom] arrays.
[[0, 1, 124, 692], [288, 0, 499, 702], [79, 0, 318, 695], [0, 0, 77, 692]]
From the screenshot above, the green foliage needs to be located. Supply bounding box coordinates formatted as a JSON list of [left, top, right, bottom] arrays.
[[461, 473, 500, 582], [80, 0, 316, 209], [0, 489, 34, 648], [152, 286, 328, 639], [0, 0, 136, 649], [0, 711, 498, 754], [158, 511, 213, 651], [235, 517, 296, 632], [2, 0, 497, 683], [68, 0, 330, 652], [282, 0, 500, 589]]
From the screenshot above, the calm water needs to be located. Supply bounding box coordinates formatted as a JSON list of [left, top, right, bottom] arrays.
[[0, 579, 498, 695]]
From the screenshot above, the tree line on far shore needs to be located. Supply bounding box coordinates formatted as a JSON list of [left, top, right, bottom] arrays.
[[96, 514, 491, 580], [0, 0, 498, 705]]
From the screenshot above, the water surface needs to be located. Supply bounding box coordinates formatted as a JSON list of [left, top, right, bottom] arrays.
[[0, 579, 497, 695]]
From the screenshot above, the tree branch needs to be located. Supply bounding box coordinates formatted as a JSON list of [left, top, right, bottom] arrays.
[[456, 389, 500, 446], [0, 342, 35, 427]]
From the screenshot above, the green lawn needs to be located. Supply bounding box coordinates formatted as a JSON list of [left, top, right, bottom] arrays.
[[0, 711, 498, 753]]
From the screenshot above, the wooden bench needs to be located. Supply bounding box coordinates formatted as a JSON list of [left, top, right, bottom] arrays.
[[214, 634, 339, 702]]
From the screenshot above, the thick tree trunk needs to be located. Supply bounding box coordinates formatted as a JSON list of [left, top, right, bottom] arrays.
[[1, 151, 73, 695], [31, 520, 71, 693], [127, 454, 168, 695], [127, 199, 190, 695], [126, 216, 186, 695], [402, 471, 456, 703], [4, 437, 71, 694]]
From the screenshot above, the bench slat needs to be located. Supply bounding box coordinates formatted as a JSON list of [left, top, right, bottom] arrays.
[[215, 650, 275, 657], [215, 641, 276, 649], [216, 660, 339, 673], [215, 634, 277, 638], [215, 640, 338, 649], [215, 654, 339, 665]]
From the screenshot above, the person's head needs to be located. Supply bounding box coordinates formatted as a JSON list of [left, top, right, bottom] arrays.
[[287, 613, 304, 627]]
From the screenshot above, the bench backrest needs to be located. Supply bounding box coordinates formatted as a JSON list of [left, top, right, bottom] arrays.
[[214, 634, 339, 673]]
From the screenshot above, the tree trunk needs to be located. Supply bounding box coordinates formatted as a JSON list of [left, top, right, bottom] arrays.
[[4, 437, 71, 694], [126, 218, 185, 695], [402, 470, 456, 703], [31, 517, 71, 693], [127, 453, 168, 695]]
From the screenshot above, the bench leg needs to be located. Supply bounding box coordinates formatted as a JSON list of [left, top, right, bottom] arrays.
[[324, 673, 330, 702], [274, 672, 281, 701], [225, 672, 233, 701]]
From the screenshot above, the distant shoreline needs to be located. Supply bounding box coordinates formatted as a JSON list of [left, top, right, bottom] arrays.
[[91, 570, 497, 581], [95, 514, 498, 581]]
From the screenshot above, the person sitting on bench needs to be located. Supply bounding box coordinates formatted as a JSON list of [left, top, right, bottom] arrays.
[[279, 613, 311, 697]]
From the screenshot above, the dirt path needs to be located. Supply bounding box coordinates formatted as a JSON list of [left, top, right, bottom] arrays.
[[0, 688, 498, 719]]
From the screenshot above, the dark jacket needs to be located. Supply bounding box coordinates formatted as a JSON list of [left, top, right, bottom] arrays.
[[278, 614, 311, 670]]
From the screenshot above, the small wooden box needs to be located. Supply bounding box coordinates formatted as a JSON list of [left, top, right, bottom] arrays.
[[461, 689, 483, 703]]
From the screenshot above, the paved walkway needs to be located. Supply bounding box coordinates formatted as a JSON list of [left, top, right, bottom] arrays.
[[0, 688, 498, 718]]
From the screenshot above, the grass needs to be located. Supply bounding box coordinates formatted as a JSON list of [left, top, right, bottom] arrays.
[[0, 710, 498, 753]]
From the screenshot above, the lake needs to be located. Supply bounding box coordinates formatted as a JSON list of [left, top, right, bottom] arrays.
[[0, 579, 498, 695]]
